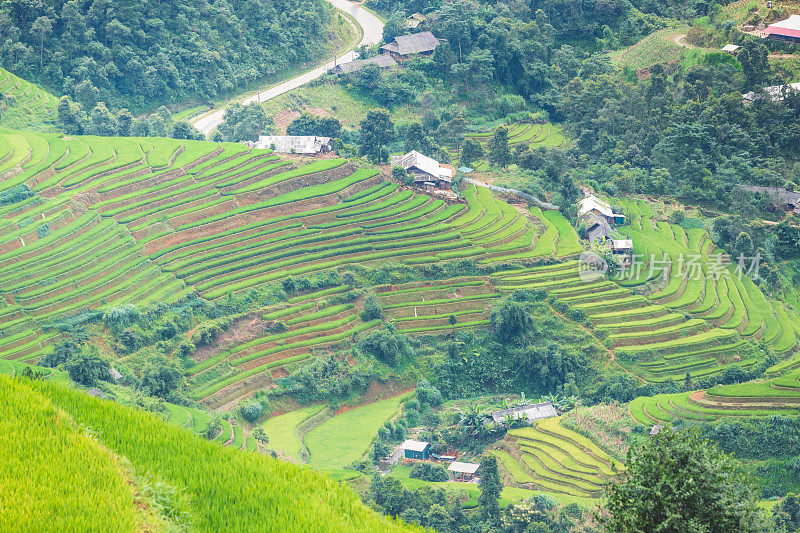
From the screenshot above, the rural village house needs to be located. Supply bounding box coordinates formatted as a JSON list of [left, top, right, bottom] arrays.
[[763, 14, 800, 44], [486, 401, 558, 425], [331, 54, 397, 75], [381, 31, 441, 59], [743, 185, 800, 215], [401, 439, 431, 460], [251, 135, 333, 155], [742, 82, 800, 103], [578, 194, 626, 242], [391, 150, 454, 191]]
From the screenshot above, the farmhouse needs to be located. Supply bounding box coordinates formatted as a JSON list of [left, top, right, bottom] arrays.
[[109, 367, 123, 381], [448, 461, 480, 482], [578, 195, 625, 224], [407, 12, 426, 29], [763, 14, 800, 44], [578, 195, 625, 242], [401, 439, 430, 460], [721, 43, 740, 54], [487, 401, 558, 425], [743, 185, 800, 215], [331, 55, 397, 75], [391, 150, 454, 190], [611, 239, 633, 254], [252, 135, 332, 155], [381, 31, 441, 59], [742, 82, 800, 103]]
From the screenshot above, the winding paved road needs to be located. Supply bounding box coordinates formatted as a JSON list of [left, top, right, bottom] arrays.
[[191, 0, 384, 135]]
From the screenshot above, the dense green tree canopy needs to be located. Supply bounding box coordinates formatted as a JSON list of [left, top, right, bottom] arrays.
[[0, 0, 332, 111], [603, 428, 765, 532]]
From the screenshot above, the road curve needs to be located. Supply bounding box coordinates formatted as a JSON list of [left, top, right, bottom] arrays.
[[191, 0, 384, 135]]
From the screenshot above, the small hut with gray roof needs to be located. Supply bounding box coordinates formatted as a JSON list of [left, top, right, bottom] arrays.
[[381, 31, 441, 59]]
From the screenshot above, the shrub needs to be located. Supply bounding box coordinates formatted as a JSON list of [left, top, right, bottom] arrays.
[[240, 402, 263, 423], [360, 295, 383, 322], [66, 351, 111, 386], [410, 462, 448, 482]]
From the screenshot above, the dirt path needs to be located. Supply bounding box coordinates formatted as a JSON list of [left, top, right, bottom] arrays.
[[673, 34, 694, 48]]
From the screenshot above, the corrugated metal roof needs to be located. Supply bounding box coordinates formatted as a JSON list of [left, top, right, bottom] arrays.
[[765, 14, 800, 38], [381, 31, 441, 55], [742, 82, 800, 102], [401, 439, 430, 452], [390, 150, 452, 181], [332, 55, 397, 74], [448, 461, 480, 474], [578, 195, 614, 218], [721, 44, 740, 52], [255, 135, 331, 154], [489, 402, 558, 424]]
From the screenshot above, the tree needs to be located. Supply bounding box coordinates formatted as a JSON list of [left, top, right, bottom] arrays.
[[360, 295, 383, 321], [490, 300, 533, 342], [403, 122, 433, 154], [602, 428, 765, 532], [66, 351, 111, 386], [478, 455, 502, 522], [358, 109, 395, 163], [170, 121, 200, 140], [461, 138, 484, 166], [382, 11, 407, 45], [139, 355, 184, 398], [218, 103, 271, 142], [39, 340, 82, 368], [30, 16, 53, 67], [286, 112, 341, 139], [739, 41, 770, 89], [391, 165, 412, 184], [488, 126, 511, 167]]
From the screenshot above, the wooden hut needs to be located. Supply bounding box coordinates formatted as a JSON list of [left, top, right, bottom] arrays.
[[401, 439, 430, 460]]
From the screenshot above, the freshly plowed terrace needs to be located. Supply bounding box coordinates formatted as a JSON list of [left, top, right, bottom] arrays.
[[0, 129, 580, 393]]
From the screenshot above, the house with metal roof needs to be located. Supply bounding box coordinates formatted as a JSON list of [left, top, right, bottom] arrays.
[[764, 14, 800, 44], [742, 82, 800, 103], [253, 135, 333, 154], [390, 150, 454, 190], [381, 31, 441, 59], [401, 439, 431, 460], [331, 54, 397, 75], [487, 401, 558, 425], [721, 43, 740, 53], [448, 461, 480, 481]]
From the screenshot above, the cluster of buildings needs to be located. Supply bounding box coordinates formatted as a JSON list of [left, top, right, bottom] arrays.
[[396, 401, 558, 483], [577, 194, 632, 257], [331, 30, 442, 76]]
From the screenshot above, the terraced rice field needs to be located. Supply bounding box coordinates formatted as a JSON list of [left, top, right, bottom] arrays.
[[0, 129, 581, 370], [0, 69, 58, 131], [378, 278, 499, 334], [491, 416, 620, 498], [491, 210, 797, 384], [462, 122, 566, 170], [628, 368, 800, 424]]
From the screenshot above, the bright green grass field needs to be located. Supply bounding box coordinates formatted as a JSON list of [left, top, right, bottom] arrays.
[[306, 393, 411, 470], [261, 405, 326, 461], [389, 465, 594, 508]]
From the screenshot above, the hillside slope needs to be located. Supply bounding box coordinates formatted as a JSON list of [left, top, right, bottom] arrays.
[[0, 373, 411, 532]]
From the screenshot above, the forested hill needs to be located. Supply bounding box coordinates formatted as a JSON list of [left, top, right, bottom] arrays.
[[0, 0, 332, 110]]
